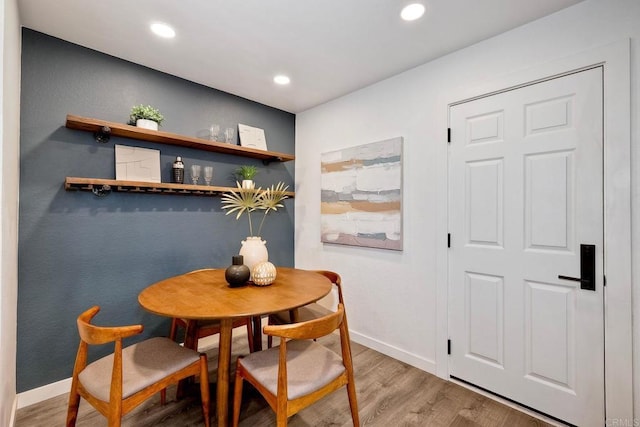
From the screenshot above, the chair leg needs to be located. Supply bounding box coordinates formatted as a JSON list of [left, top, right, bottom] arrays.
[[65, 380, 80, 427], [169, 318, 179, 341], [232, 364, 244, 427], [346, 381, 360, 426], [276, 411, 288, 427], [199, 354, 211, 427]]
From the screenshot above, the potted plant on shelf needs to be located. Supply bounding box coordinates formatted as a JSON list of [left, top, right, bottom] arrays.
[[128, 104, 164, 131], [221, 181, 289, 279], [235, 165, 258, 189]]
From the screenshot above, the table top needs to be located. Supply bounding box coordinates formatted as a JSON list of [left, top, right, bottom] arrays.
[[138, 267, 332, 320]]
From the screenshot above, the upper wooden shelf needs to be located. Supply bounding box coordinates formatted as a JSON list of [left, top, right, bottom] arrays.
[[65, 114, 295, 163]]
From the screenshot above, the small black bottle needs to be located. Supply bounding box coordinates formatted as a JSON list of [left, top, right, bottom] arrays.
[[172, 156, 184, 184]]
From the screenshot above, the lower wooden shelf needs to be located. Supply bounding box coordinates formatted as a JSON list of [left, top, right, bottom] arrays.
[[64, 177, 295, 198]]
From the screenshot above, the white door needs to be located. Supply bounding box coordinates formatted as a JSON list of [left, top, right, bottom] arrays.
[[448, 67, 604, 426]]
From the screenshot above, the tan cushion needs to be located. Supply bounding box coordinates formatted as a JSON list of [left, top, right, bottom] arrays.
[[271, 303, 332, 324], [239, 340, 345, 400], [78, 337, 200, 401]]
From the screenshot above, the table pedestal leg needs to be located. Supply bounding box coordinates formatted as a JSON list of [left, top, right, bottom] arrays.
[[217, 318, 232, 426]]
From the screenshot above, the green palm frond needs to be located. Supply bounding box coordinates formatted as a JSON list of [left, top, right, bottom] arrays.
[[258, 182, 289, 213], [221, 181, 289, 237]]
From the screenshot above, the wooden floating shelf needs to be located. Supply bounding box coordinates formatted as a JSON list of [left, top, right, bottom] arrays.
[[65, 114, 295, 163], [65, 177, 295, 198]]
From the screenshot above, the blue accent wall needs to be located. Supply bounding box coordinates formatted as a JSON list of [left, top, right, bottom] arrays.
[[17, 29, 295, 392]]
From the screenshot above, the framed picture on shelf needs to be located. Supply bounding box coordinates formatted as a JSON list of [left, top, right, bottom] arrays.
[[115, 145, 161, 183], [238, 123, 268, 150]]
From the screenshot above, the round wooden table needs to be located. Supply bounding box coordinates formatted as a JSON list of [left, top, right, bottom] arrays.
[[138, 267, 332, 426]]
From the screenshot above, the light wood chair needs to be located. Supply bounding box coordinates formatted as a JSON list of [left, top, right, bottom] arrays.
[[232, 303, 359, 427], [66, 306, 210, 427], [267, 270, 343, 348]]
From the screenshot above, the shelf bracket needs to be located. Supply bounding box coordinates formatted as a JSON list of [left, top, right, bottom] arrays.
[[262, 156, 283, 166], [91, 184, 112, 197], [93, 126, 111, 143]]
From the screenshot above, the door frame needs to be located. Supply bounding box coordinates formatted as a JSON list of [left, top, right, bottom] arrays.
[[435, 39, 632, 420]]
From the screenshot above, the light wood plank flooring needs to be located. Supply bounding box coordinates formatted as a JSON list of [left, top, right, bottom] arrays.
[[16, 331, 554, 426]]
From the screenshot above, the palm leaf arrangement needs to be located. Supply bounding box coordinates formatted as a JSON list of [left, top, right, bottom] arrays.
[[221, 181, 289, 237]]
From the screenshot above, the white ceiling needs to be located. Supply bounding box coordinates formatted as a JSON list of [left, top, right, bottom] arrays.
[[18, 0, 584, 113]]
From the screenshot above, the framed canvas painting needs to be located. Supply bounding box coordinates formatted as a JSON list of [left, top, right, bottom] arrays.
[[321, 137, 403, 250]]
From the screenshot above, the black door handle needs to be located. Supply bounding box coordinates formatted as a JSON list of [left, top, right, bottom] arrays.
[[558, 244, 596, 291]]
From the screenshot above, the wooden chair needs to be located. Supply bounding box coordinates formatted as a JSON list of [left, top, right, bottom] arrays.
[[267, 270, 343, 348], [232, 303, 359, 427], [66, 306, 210, 427]]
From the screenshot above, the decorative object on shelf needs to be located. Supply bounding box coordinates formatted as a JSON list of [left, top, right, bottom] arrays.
[[238, 123, 268, 150], [128, 104, 164, 131], [115, 145, 161, 183], [225, 255, 250, 287], [209, 123, 220, 141], [239, 237, 268, 280], [321, 136, 404, 251], [172, 156, 184, 184], [224, 127, 236, 144], [251, 261, 277, 286], [204, 166, 213, 185], [190, 164, 201, 185], [235, 165, 258, 189], [221, 181, 290, 278]]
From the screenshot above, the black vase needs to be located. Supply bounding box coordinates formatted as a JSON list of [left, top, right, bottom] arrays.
[[225, 255, 250, 287]]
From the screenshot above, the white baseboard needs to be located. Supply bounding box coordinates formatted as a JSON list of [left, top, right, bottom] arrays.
[[17, 377, 71, 409], [349, 330, 436, 374]]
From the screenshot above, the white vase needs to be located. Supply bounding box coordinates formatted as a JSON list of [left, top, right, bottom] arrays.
[[136, 118, 158, 131], [239, 237, 268, 280], [241, 179, 255, 189]]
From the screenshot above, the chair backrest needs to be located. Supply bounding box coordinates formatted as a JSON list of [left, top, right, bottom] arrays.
[[263, 303, 345, 341], [77, 306, 143, 346], [313, 270, 344, 304], [73, 306, 144, 407]]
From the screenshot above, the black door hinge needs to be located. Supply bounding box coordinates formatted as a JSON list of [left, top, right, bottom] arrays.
[[447, 128, 451, 143], [447, 233, 451, 248], [603, 275, 606, 287], [447, 339, 451, 355]]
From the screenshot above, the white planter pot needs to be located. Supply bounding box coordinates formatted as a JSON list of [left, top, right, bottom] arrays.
[[136, 119, 159, 131], [241, 180, 255, 189], [239, 237, 268, 280]]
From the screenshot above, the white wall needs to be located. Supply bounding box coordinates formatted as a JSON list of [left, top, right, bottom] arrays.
[[296, 0, 639, 415], [0, 0, 21, 424]]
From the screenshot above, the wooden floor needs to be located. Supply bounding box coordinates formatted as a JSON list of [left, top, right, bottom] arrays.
[[16, 331, 554, 426]]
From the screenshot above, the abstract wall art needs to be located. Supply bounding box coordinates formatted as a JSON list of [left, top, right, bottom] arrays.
[[321, 137, 403, 250]]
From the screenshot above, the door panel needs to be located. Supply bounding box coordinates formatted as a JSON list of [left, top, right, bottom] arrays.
[[449, 68, 603, 426]]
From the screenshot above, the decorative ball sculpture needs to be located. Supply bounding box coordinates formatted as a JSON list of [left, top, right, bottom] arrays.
[[252, 261, 277, 286]]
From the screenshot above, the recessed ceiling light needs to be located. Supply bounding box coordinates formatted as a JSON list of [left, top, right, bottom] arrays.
[[273, 75, 291, 85], [400, 3, 426, 21], [150, 22, 176, 39]]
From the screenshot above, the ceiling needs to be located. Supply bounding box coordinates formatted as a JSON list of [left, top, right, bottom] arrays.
[[18, 0, 584, 113]]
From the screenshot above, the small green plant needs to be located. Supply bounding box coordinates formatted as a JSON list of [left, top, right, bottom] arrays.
[[235, 165, 258, 181], [128, 104, 164, 126]]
